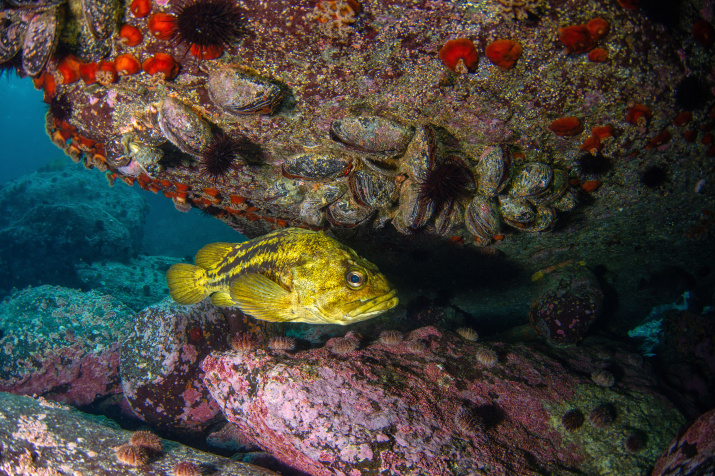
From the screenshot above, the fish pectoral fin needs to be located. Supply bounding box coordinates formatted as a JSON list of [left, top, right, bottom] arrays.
[[194, 242, 236, 269], [166, 263, 209, 304], [209, 292, 237, 308], [229, 273, 297, 322]]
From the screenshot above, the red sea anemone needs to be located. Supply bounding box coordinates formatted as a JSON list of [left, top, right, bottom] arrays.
[[439, 38, 479, 74], [149, 0, 243, 59], [142, 53, 179, 79]]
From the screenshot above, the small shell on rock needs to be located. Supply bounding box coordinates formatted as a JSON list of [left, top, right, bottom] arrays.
[[551, 187, 579, 212], [22, 8, 61, 76], [400, 125, 436, 182], [510, 162, 553, 198], [299, 199, 326, 226], [105, 133, 131, 168], [128, 140, 163, 171], [156, 98, 212, 157], [326, 195, 374, 227], [475, 145, 511, 197], [498, 195, 535, 229], [282, 151, 352, 180], [475, 347, 498, 366], [207, 67, 283, 115], [393, 179, 432, 233], [330, 115, 415, 154], [528, 168, 569, 206], [81, 0, 117, 40], [591, 369, 615, 387], [264, 177, 305, 206], [465, 195, 501, 242], [521, 206, 556, 233], [349, 169, 398, 209], [457, 327, 479, 341]]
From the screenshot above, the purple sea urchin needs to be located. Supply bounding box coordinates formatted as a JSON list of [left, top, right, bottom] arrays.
[[379, 330, 403, 345], [624, 431, 646, 453], [574, 152, 612, 177], [268, 336, 296, 351], [114, 444, 149, 466], [640, 165, 668, 188], [418, 155, 474, 216], [199, 132, 243, 182], [175, 0, 243, 59], [454, 405, 484, 434], [48, 94, 73, 124], [130, 430, 162, 453], [591, 369, 616, 387]]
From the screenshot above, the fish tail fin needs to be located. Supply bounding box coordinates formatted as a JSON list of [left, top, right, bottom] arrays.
[[166, 263, 210, 304]]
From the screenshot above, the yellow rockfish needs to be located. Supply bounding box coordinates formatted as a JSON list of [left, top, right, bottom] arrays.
[[166, 228, 398, 325]]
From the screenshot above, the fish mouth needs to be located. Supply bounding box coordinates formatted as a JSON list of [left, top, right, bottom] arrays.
[[347, 289, 399, 319]]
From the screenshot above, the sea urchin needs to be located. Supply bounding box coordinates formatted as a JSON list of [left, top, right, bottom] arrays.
[[199, 132, 243, 182], [418, 155, 474, 216], [174, 0, 243, 59], [48, 94, 73, 123]]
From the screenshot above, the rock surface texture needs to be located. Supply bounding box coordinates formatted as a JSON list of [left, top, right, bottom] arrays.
[[0, 391, 279, 476], [202, 326, 684, 475]]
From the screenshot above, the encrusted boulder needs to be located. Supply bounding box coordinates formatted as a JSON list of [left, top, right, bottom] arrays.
[[0, 285, 133, 407], [120, 299, 229, 434], [651, 408, 715, 476], [0, 391, 279, 476], [202, 326, 683, 476]]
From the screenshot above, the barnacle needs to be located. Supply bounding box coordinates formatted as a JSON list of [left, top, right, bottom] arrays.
[[496, 0, 544, 20]]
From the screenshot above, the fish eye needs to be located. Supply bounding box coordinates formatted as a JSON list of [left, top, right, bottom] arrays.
[[345, 269, 366, 289]]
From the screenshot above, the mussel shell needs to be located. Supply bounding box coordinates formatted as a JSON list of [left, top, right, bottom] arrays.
[[0, 20, 28, 63], [393, 179, 432, 233], [326, 195, 375, 227], [22, 8, 61, 76], [400, 124, 436, 182], [498, 195, 536, 229], [156, 98, 212, 157], [552, 187, 579, 212], [435, 202, 464, 236], [475, 145, 511, 197], [81, 0, 116, 40], [299, 183, 347, 225], [105, 133, 131, 168], [281, 151, 352, 180], [349, 169, 398, 209], [330, 116, 415, 154], [264, 177, 305, 206], [128, 141, 163, 169], [299, 199, 326, 226], [465, 195, 501, 240], [208, 68, 283, 115], [522, 206, 557, 233], [510, 162, 553, 198], [528, 168, 569, 206]]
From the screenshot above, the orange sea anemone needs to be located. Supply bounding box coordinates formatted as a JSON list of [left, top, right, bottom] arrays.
[[558, 25, 593, 54], [587, 47, 608, 63], [115, 54, 141, 75], [54, 55, 81, 85], [586, 18, 610, 41], [119, 24, 144, 46], [626, 104, 652, 126], [130, 0, 152, 17], [142, 53, 179, 80], [79, 62, 98, 84], [484, 39, 522, 70], [439, 38, 479, 74], [148, 12, 177, 40], [549, 116, 584, 137], [96, 60, 117, 85]]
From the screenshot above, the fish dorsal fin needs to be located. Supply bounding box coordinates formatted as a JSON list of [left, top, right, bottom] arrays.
[[194, 242, 236, 270], [229, 273, 296, 322], [209, 292, 236, 308]]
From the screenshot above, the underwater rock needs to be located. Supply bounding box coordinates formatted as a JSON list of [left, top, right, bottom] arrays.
[[76, 255, 183, 311], [202, 326, 682, 476], [0, 285, 133, 407], [120, 299, 228, 434], [0, 162, 148, 295], [651, 408, 715, 476], [529, 263, 604, 345], [0, 391, 280, 475]]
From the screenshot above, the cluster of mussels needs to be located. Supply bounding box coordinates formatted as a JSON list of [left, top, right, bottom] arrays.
[[0, 0, 115, 75], [104, 63, 283, 176], [270, 115, 579, 245]]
